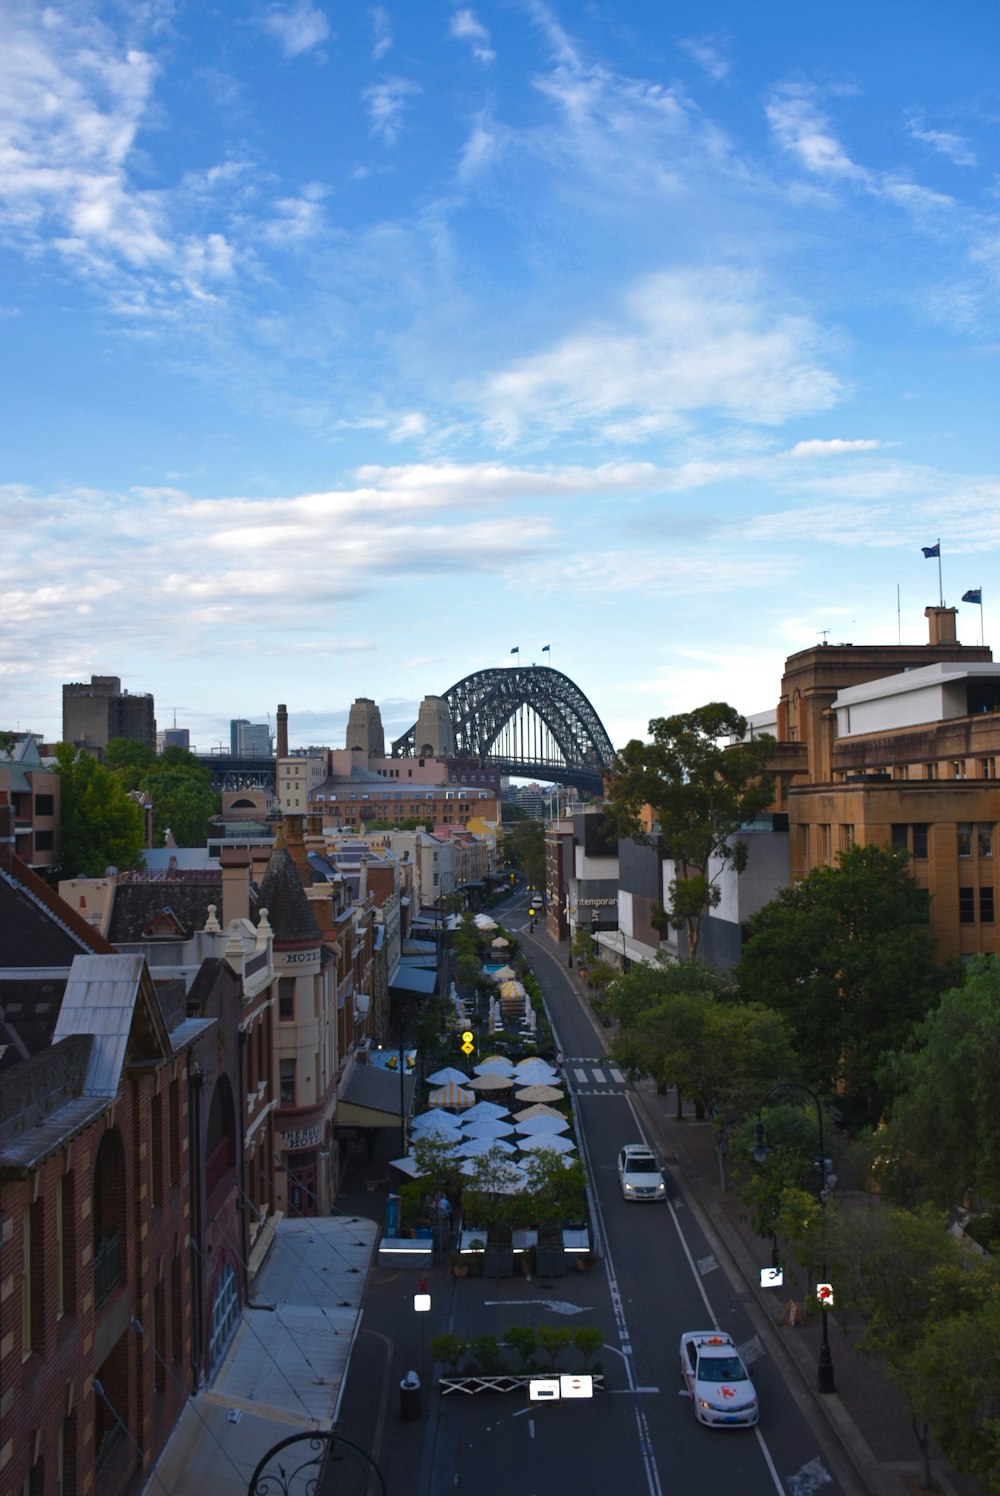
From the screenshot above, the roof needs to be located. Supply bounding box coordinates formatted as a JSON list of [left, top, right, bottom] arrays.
[[388, 965, 437, 995], [0, 865, 114, 967], [54, 954, 174, 1096], [338, 1062, 416, 1126], [257, 844, 322, 943], [0, 973, 69, 1070], [107, 875, 224, 943]]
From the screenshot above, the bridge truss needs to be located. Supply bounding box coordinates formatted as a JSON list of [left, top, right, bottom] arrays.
[[391, 665, 615, 794]]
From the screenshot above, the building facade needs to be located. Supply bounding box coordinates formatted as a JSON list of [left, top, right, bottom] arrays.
[[62, 676, 156, 756]]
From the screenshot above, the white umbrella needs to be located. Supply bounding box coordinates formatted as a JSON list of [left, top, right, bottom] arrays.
[[515, 1084, 565, 1104], [498, 979, 526, 1000], [459, 1135, 518, 1157], [491, 936, 510, 949], [514, 1114, 570, 1136], [410, 1110, 462, 1136], [518, 1133, 576, 1155], [461, 1119, 516, 1141], [515, 1057, 559, 1076], [492, 965, 517, 982], [474, 915, 498, 930], [513, 1103, 565, 1122], [462, 1100, 510, 1123], [427, 1066, 471, 1086], [388, 1155, 426, 1178], [475, 1057, 516, 1076]]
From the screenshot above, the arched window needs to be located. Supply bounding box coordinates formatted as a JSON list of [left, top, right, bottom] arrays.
[[205, 1076, 237, 1201]]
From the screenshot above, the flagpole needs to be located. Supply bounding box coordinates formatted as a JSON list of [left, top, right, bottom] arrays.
[[980, 596, 984, 648], [936, 540, 943, 608], [897, 584, 901, 645]]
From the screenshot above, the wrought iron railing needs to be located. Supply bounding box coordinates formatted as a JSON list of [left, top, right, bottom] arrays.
[[247, 1430, 385, 1495]]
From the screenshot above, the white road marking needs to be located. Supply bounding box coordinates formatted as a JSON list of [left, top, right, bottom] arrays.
[[573, 1067, 588, 1083], [609, 1067, 625, 1083]]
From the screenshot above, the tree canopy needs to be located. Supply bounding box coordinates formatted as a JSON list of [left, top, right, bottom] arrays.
[[609, 703, 774, 957], [55, 743, 146, 876], [139, 748, 218, 847], [506, 819, 546, 895], [878, 957, 1000, 1211], [738, 843, 944, 1119]]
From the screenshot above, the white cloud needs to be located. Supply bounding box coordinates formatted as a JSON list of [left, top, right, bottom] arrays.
[[449, 9, 496, 66], [784, 438, 883, 457], [481, 269, 842, 442], [907, 117, 977, 169], [363, 78, 420, 146], [680, 33, 731, 83], [261, 2, 332, 59], [765, 86, 866, 181], [370, 5, 392, 60]]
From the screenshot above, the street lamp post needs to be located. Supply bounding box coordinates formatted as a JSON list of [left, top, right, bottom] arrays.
[[565, 895, 574, 968], [751, 1081, 836, 1395]]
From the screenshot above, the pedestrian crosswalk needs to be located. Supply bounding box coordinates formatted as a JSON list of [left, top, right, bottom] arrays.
[[566, 1058, 626, 1093]]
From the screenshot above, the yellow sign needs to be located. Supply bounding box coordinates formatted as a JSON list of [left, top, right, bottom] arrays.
[[462, 1030, 474, 1044], [461, 1041, 474, 1055]]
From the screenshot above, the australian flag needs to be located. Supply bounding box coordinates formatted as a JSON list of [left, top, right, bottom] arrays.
[[963, 589, 982, 605], [921, 543, 940, 558]]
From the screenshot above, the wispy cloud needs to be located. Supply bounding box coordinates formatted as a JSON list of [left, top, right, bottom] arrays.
[[449, 9, 496, 66], [370, 6, 392, 60], [363, 78, 420, 145], [765, 85, 865, 181], [261, 2, 332, 59], [784, 438, 883, 457], [680, 33, 731, 83], [906, 116, 977, 168], [481, 269, 842, 443]]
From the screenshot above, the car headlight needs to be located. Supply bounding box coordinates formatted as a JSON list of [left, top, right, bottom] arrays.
[[623, 1183, 636, 1196], [655, 1181, 666, 1194]]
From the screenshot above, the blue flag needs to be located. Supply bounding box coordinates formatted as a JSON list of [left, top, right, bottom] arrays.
[[510, 646, 519, 654], [963, 588, 982, 604], [921, 543, 940, 558], [542, 644, 550, 652]]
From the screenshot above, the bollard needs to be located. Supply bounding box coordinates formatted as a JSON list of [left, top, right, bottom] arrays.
[[399, 1370, 421, 1420]]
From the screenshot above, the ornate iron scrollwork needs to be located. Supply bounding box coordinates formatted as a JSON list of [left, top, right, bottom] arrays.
[[247, 1430, 385, 1496]]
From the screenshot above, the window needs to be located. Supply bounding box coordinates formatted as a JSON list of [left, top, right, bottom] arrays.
[[59, 1174, 76, 1317], [34, 793, 54, 816], [980, 887, 995, 924], [912, 824, 928, 859], [34, 830, 55, 851], [280, 1059, 296, 1105], [959, 886, 975, 923], [278, 977, 295, 1021], [925, 763, 938, 780], [978, 825, 993, 858], [168, 1079, 181, 1186], [840, 825, 854, 851], [21, 1206, 31, 1358], [891, 824, 908, 849], [957, 823, 973, 858], [979, 757, 996, 779], [151, 1093, 163, 1207]]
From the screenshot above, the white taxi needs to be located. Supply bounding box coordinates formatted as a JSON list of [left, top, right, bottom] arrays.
[[679, 1330, 758, 1427]]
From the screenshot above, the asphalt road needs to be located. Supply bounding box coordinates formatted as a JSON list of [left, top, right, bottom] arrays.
[[426, 896, 850, 1496]]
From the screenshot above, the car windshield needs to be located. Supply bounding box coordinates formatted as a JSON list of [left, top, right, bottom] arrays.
[[628, 1158, 659, 1172], [698, 1355, 747, 1382]]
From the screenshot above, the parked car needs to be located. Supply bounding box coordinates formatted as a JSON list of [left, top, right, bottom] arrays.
[[679, 1331, 758, 1427], [616, 1144, 666, 1201]]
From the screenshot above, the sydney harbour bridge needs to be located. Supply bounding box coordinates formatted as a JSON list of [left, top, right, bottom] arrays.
[[201, 666, 615, 797]]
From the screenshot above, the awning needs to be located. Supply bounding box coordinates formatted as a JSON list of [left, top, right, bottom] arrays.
[[338, 1064, 416, 1128], [389, 966, 437, 995]]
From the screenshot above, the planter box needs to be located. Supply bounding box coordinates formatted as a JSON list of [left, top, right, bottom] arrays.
[[441, 1373, 604, 1397], [535, 1244, 566, 1277], [483, 1247, 514, 1278]]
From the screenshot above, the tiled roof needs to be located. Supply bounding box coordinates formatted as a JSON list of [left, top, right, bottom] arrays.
[[108, 877, 223, 942], [0, 975, 68, 1071], [257, 844, 322, 943]]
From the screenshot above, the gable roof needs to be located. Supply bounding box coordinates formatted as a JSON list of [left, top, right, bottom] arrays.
[[54, 954, 176, 1096]]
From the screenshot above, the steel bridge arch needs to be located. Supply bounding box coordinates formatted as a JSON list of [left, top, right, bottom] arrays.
[[391, 665, 615, 794]]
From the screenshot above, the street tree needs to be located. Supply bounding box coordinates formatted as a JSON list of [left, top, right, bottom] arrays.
[[140, 747, 218, 846], [878, 957, 1000, 1211], [827, 1203, 1000, 1491], [103, 736, 154, 788], [907, 1297, 1000, 1493], [609, 704, 774, 958], [506, 819, 546, 895], [55, 742, 146, 876], [738, 843, 944, 1120], [607, 956, 733, 1031]]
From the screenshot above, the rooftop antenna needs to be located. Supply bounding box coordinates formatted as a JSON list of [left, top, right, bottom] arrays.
[[817, 629, 831, 644]]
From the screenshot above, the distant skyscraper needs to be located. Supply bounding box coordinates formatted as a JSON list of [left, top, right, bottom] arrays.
[[63, 675, 156, 755], [230, 719, 273, 757]]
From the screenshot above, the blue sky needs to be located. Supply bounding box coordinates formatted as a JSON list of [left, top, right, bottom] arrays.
[[2, 0, 998, 755]]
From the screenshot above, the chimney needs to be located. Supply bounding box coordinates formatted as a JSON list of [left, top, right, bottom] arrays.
[[220, 847, 251, 926], [283, 813, 311, 886], [926, 606, 958, 646], [276, 703, 288, 760]]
